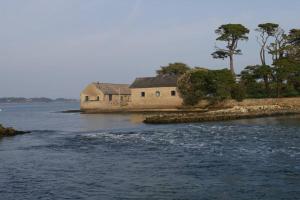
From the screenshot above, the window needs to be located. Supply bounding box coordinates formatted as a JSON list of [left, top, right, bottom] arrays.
[[141, 92, 145, 97], [155, 91, 160, 97], [85, 96, 89, 101], [96, 96, 100, 101], [109, 94, 113, 101], [171, 90, 176, 96]]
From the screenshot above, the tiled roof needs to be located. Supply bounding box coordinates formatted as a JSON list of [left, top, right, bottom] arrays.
[[93, 83, 131, 95], [130, 75, 178, 88]]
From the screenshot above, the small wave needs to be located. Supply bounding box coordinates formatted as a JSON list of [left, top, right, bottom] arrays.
[[179, 142, 207, 149], [29, 130, 58, 133], [81, 131, 145, 142]]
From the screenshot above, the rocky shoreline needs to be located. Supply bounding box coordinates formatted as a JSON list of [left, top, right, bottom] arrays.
[[0, 124, 30, 138], [144, 105, 300, 124]]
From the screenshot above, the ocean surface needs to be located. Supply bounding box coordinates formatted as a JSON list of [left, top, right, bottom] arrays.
[[0, 102, 299, 200]]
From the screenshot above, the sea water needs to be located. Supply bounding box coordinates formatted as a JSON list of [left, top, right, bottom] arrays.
[[0, 102, 299, 200]]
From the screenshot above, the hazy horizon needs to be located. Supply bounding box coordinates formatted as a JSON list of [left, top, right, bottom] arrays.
[[1, 0, 299, 98]]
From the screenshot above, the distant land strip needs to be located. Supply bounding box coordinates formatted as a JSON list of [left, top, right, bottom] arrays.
[[0, 97, 79, 103]]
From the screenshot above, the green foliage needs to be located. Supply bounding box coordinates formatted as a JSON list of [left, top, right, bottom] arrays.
[[156, 62, 191, 76], [211, 50, 229, 59], [177, 69, 206, 105], [204, 69, 236, 102], [273, 57, 300, 97], [256, 23, 279, 36], [240, 56, 300, 98], [286, 29, 300, 61], [288, 29, 300, 46], [240, 65, 273, 97], [178, 68, 236, 105], [231, 83, 246, 102], [215, 24, 250, 41]]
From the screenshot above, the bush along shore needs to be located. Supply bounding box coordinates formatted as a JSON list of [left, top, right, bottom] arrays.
[[144, 105, 300, 124], [0, 124, 30, 138]]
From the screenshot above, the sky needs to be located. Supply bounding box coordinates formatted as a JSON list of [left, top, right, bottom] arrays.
[[0, 0, 299, 98]]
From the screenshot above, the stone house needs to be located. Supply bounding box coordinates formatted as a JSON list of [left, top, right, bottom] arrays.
[[80, 75, 183, 111], [129, 75, 182, 109], [80, 83, 131, 111]]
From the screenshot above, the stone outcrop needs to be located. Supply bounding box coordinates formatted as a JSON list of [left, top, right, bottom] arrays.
[[0, 124, 29, 137], [144, 105, 300, 124]]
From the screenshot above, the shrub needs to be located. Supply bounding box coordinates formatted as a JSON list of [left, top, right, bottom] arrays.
[[231, 83, 246, 101], [178, 68, 236, 105]]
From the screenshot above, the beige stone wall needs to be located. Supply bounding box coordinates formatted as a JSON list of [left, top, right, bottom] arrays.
[[196, 97, 300, 108], [80, 84, 102, 102], [129, 87, 183, 109], [80, 83, 131, 110]]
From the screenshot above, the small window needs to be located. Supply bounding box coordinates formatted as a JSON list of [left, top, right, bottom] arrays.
[[155, 91, 160, 97], [85, 96, 89, 101], [171, 90, 176, 96], [141, 92, 145, 97], [109, 94, 113, 101], [96, 96, 100, 101]]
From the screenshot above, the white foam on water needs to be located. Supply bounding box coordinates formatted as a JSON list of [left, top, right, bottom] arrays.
[[82, 131, 147, 143], [179, 142, 207, 150]]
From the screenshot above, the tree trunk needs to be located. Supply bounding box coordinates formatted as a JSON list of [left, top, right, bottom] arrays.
[[260, 47, 265, 66], [260, 38, 268, 66], [229, 55, 235, 74]]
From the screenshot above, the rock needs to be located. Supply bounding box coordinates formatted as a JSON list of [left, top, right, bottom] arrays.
[[0, 124, 30, 137], [144, 105, 300, 124]]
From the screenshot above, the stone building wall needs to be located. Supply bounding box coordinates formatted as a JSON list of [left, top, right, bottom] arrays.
[[80, 83, 131, 111], [129, 87, 182, 109], [80, 94, 131, 111]]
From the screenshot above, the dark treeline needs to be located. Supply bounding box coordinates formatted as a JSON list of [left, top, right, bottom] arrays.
[[155, 23, 300, 105]]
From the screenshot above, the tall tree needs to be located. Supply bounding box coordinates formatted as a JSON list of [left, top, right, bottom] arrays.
[[212, 24, 250, 74], [267, 27, 286, 63], [255, 23, 279, 65], [156, 62, 190, 76]]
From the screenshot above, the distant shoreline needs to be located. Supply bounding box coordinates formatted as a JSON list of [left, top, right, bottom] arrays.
[[0, 97, 79, 104]]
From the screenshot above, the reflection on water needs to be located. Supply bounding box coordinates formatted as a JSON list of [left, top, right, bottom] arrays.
[[79, 113, 146, 130]]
